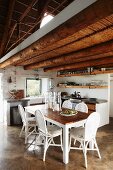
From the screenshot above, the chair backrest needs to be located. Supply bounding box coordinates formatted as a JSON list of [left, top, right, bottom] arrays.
[[75, 102, 88, 113], [18, 104, 26, 124], [35, 110, 47, 135], [85, 112, 100, 141], [62, 100, 72, 109]]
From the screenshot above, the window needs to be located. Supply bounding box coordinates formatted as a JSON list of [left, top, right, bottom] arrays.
[[40, 13, 54, 28], [26, 78, 41, 97]]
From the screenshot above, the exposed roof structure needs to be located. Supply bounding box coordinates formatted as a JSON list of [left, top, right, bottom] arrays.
[[0, 0, 113, 72], [0, 0, 74, 56]]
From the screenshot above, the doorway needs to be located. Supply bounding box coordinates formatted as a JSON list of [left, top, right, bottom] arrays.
[[110, 78, 113, 117], [0, 73, 4, 123]]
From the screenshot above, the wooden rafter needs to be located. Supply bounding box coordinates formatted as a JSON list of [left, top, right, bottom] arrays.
[[44, 56, 113, 72], [0, 0, 15, 57], [6, 0, 70, 53], [31, 0, 51, 33], [6, 0, 51, 53], [50, 0, 67, 15], [5, 0, 39, 51]]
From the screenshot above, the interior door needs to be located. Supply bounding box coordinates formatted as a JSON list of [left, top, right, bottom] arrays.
[[110, 80, 113, 117]]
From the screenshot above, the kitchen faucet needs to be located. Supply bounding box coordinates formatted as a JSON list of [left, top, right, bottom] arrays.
[[76, 92, 81, 98]]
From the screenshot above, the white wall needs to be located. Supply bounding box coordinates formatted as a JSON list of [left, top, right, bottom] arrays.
[[0, 66, 39, 99], [0, 66, 56, 99]]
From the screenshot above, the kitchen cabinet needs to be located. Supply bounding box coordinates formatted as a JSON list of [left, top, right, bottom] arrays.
[[87, 103, 96, 113]]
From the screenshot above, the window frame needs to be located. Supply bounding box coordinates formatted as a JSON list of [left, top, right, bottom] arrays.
[[26, 78, 42, 97]]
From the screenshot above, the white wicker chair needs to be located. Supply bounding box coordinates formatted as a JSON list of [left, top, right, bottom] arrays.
[[62, 100, 72, 109], [18, 104, 37, 144], [69, 112, 101, 168], [75, 102, 88, 113], [34, 109, 62, 161]]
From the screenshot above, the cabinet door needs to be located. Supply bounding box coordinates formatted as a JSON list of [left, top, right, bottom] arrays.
[[87, 104, 96, 112]]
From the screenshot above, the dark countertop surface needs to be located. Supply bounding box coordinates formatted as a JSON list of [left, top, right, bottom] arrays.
[[6, 98, 30, 103], [62, 96, 108, 104], [82, 99, 108, 104]]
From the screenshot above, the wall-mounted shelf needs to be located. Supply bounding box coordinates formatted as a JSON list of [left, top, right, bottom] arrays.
[[92, 69, 113, 75], [57, 72, 90, 77], [57, 69, 113, 77], [57, 84, 108, 89]]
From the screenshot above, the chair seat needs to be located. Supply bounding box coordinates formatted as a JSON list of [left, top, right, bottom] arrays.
[[70, 127, 85, 140], [26, 117, 36, 125], [47, 125, 62, 137]]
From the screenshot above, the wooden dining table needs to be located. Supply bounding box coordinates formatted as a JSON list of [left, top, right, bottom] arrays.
[[25, 104, 89, 164]]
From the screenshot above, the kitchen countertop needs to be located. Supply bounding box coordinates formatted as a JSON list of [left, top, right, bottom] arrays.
[[6, 96, 45, 103], [82, 99, 108, 104], [62, 96, 107, 104], [6, 98, 30, 103]]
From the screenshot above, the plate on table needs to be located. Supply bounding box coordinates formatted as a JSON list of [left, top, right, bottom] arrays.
[[60, 110, 78, 116]]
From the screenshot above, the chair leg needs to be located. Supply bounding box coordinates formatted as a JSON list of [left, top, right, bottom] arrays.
[[60, 134, 63, 151], [94, 139, 101, 159], [84, 148, 87, 168], [83, 141, 88, 168], [74, 139, 76, 145], [19, 125, 24, 137], [34, 134, 41, 150], [25, 125, 28, 144], [43, 137, 48, 161]]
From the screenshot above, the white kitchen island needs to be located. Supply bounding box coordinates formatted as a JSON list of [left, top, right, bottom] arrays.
[[96, 102, 109, 127], [85, 100, 109, 127]]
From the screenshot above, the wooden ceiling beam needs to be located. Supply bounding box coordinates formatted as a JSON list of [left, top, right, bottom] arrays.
[[17, 40, 113, 66], [17, 25, 113, 66], [1, 0, 113, 68], [25, 52, 113, 70], [5, 0, 39, 51], [0, 0, 15, 57], [94, 63, 113, 69], [44, 56, 113, 72]]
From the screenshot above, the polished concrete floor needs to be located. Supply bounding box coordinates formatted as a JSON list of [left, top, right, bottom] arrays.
[[0, 119, 113, 170]]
